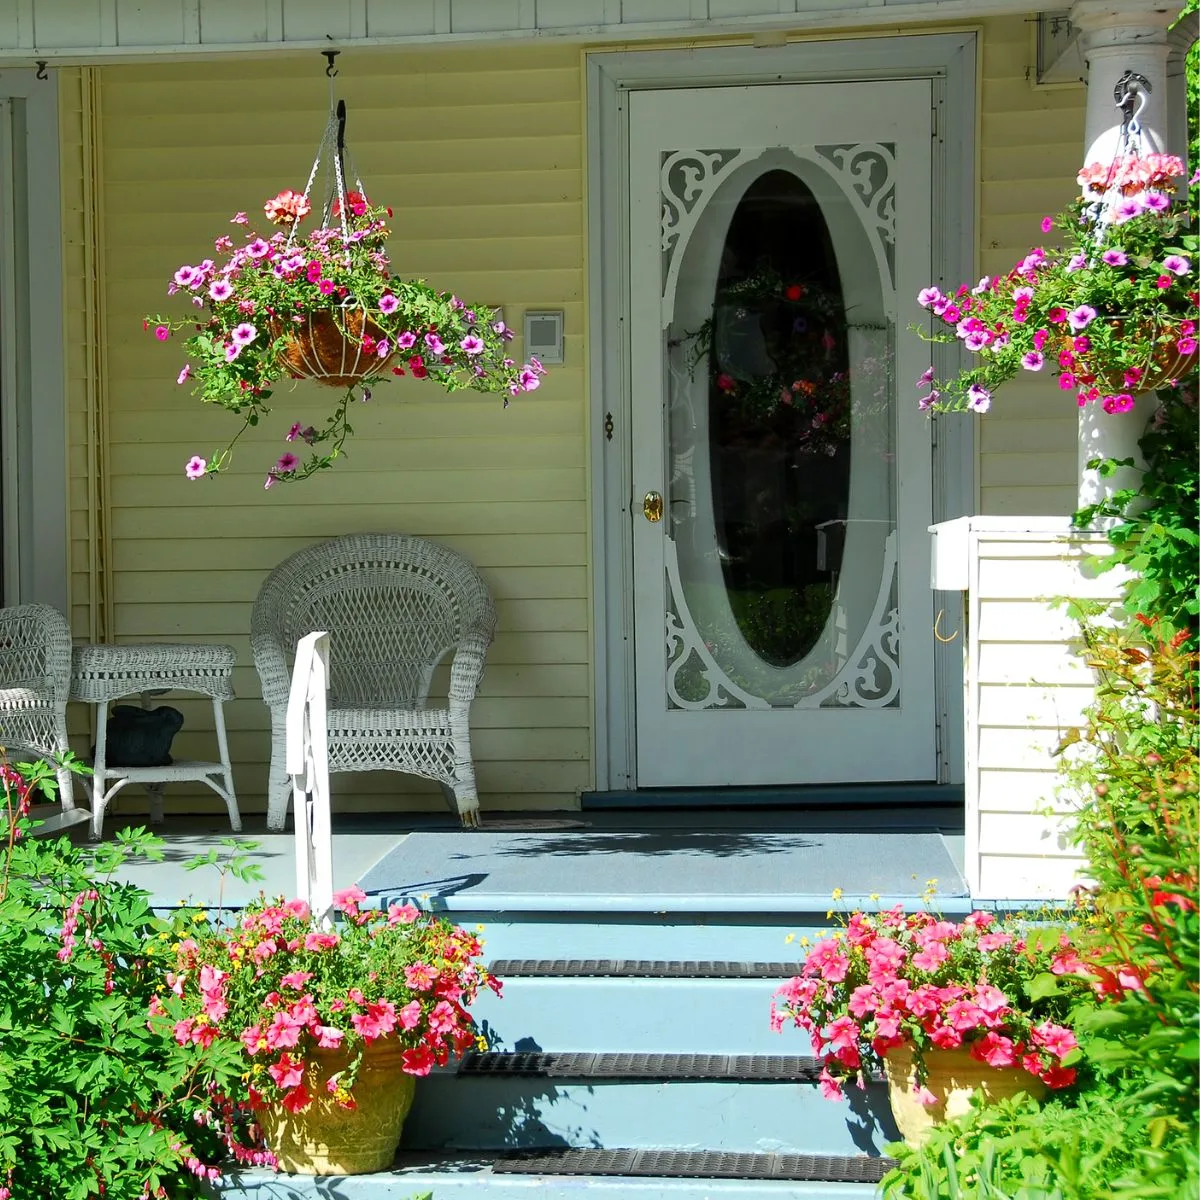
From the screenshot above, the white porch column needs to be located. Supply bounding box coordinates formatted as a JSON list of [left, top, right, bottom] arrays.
[[1070, 0, 1175, 510]]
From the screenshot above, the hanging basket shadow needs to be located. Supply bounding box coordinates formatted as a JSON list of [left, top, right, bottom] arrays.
[[273, 305, 395, 389]]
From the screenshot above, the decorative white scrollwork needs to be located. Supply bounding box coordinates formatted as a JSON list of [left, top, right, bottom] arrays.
[[814, 143, 897, 288], [664, 537, 768, 711], [660, 148, 751, 315], [795, 531, 901, 709]]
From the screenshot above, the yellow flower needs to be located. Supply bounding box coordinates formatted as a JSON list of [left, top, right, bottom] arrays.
[[831, 887, 844, 901], [869, 892, 881, 904], [799, 936, 810, 948], [784, 933, 795, 944]]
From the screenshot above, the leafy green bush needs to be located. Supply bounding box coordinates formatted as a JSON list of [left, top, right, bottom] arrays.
[[0, 758, 260, 1199], [881, 619, 1198, 1199]]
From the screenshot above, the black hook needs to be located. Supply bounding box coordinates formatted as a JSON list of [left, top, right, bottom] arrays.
[[323, 49, 340, 78], [1113, 69, 1150, 122], [35, 61, 47, 81], [336, 98, 347, 156]]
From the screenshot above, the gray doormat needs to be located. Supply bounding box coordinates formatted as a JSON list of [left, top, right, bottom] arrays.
[[358, 829, 966, 907]]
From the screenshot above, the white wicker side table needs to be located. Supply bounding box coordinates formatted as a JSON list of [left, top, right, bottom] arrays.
[[69, 643, 242, 840]]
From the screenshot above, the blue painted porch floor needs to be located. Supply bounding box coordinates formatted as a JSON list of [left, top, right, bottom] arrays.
[[81, 804, 966, 911]]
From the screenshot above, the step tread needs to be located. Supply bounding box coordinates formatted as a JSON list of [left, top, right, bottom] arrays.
[[490, 958, 800, 978], [459, 1050, 827, 1081], [493, 1148, 897, 1183]]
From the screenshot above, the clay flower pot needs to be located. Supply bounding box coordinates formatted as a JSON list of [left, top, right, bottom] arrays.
[[257, 1037, 416, 1175], [883, 1044, 1047, 1149], [274, 304, 396, 389]]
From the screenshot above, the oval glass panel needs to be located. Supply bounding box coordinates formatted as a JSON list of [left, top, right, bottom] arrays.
[[703, 170, 850, 666]]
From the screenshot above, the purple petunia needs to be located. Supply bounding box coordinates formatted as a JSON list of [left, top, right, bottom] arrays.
[[1163, 255, 1190, 276], [1067, 305, 1096, 332], [425, 333, 445, 356], [967, 384, 991, 413], [1021, 351, 1044, 371], [231, 322, 258, 346], [461, 335, 484, 356], [397, 331, 416, 350], [1101, 249, 1127, 267], [209, 279, 234, 302], [379, 293, 399, 315], [184, 455, 207, 480]]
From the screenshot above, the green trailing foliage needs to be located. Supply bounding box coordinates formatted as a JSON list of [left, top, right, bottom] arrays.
[[880, 618, 1199, 1199], [0, 759, 267, 1199]]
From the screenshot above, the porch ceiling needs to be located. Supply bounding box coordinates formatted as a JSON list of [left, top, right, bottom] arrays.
[[4, 0, 1038, 64]]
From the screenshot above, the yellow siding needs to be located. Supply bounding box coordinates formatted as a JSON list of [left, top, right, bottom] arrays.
[[977, 17, 1086, 517], [91, 46, 588, 817]]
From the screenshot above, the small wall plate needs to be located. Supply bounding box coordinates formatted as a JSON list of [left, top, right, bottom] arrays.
[[524, 309, 564, 365]]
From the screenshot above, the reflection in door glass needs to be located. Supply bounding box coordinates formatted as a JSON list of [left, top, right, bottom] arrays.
[[691, 170, 850, 666]]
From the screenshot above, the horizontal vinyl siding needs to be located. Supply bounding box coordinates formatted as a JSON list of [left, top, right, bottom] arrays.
[[969, 532, 1122, 900], [93, 46, 588, 817], [977, 18, 1085, 518]]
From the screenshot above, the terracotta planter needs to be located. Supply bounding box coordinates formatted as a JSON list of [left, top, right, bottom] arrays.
[[257, 1038, 416, 1175], [273, 306, 395, 389], [883, 1045, 1046, 1149], [1095, 340, 1197, 394]]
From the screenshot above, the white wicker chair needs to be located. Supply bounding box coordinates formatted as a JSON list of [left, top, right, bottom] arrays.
[[251, 533, 496, 831], [0, 604, 80, 822]]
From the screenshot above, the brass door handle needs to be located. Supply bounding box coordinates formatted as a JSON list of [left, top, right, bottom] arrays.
[[642, 491, 664, 522]]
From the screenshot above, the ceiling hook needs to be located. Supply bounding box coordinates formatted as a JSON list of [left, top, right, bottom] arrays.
[[323, 49, 340, 78], [1113, 69, 1150, 124], [35, 60, 48, 81]]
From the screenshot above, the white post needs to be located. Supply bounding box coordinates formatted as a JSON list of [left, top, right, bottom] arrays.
[[1070, 0, 1175, 511], [286, 631, 334, 926]]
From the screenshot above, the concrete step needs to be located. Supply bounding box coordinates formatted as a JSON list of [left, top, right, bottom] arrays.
[[477, 972, 807, 1055]]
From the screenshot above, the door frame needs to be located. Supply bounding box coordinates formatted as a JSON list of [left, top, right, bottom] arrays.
[[586, 34, 978, 793]]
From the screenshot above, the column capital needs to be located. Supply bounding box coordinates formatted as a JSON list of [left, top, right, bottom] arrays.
[[1069, 1, 1174, 47]]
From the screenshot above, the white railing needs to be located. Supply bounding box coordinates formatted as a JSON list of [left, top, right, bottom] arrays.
[[285, 631, 334, 925]]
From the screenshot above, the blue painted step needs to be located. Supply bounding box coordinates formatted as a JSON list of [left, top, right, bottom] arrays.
[[216, 1161, 885, 1200], [403, 1074, 897, 1156], [475, 976, 805, 1055]]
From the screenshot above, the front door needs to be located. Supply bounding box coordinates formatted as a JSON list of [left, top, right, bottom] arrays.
[[628, 81, 936, 787]]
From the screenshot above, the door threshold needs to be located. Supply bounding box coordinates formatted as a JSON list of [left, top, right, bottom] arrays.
[[582, 783, 963, 809]]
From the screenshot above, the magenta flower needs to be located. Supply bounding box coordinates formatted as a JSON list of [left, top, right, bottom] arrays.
[[1067, 305, 1096, 332], [376, 339, 391, 358], [1065, 253, 1087, 273], [214, 234, 233, 251], [918, 388, 939, 411], [274, 452, 299, 473], [1163, 255, 1190, 276], [231, 322, 258, 346], [224, 342, 241, 362], [1032, 328, 1049, 350], [230, 211, 248, 225], [177, 364, 192, 384], [318, 279, 335, 295], [1113, 196, 1143, 223], [1142, 191, 1170, 212], [1101, 249, 1127, 266], [378, 293, 399, 314], [917, 287, 943, 308], [1177, 336, 1197, 355], [1021, 351, 1044, 371], [208, 279, 233, 302], [397, 331, 416, 349], [154, 325, 170, 341], [461, 335, 484, 356], [519, 367, 541, 392], [174, 265, 200, 287], [1040, 216, 1053, 233], [184, 455, 207, 480], [424, 332, 445, 355], [286, 422, 304, 442], [917, 366, 935, 387]]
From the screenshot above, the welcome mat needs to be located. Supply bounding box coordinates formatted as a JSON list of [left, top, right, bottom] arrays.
[[358, 829, 967, 911]]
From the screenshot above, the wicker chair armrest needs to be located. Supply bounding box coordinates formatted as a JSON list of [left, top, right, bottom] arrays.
[[251, 630, 292, 709], [448, 635, 491, 703]]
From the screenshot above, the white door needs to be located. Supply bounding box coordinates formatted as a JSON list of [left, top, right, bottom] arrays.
[[629, 81, 936, 787]]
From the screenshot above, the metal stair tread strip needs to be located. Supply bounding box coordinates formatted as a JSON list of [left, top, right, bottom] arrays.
[[491, 1148, 897, 1183], [488, 957, 800, 977], [458, 1050, 831, 1081]]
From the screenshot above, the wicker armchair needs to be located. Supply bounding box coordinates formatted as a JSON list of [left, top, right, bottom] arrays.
[[251, 533, 496, 830], [0, 604, 79, 822]]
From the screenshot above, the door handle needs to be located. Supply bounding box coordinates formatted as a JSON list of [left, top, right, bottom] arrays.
[[642, 491, 664, 523]]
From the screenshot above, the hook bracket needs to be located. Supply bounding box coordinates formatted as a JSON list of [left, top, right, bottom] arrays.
[[1113, 69, 1150, 125], [323, 49, 340, 78], [35, 60, 48, 81]]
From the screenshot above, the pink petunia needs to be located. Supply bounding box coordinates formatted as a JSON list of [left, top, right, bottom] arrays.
[[209, 279, 234, 302], [424, 332, 446, 355], [970, 1032, 1017, 1068], [1067, 305, 1096, 332], [1031, 1021, 1078, 1060], [379, 293, 399, 315], [333, 885, 367, 915], [245, 238, 271, 259], [387, 902, 420, 925], [1040, 217, 1053, 233], [274, 452, 299, 474], [231, 322, 257, 346], [1177, 336, 1197, 356], [1101, 249, 1127, 266], [817, 1066, 844, 1101], [1020, 351, 1044, 371], [967, 384, 991, 413], [461, 335, 484, 356], [318, 279, 335, 295], [917, 287, 944, 308], [1163, 255, 1191, 276], [398, 1000, 423, 1031], [184, 455, 207, 480], [314, 1025, 345, 1049], [268, 1053, 305, 1090], [265, 1011, 303, 1050], [405, 963, 438, 991], [230, 212, 248, 225], [280, 970, 313, 991], [304, 930, 339, 952], [154, 325, 170, 341]]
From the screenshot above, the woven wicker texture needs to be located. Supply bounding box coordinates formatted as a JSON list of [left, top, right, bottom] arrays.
[[70, 643, 237, 703], [0, 605, 80, 817], [251, 534, 496, 830]]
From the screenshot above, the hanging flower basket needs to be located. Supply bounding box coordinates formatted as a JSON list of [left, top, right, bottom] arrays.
[[882, 1044, 1047, 1149], [1089, 319, 1197, 394], [146, 97, 544, 487], [257, 1037, 416, 1175], [272, 304, 396, 389]]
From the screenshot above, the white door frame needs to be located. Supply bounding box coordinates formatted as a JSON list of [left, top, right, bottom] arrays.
[[587, 35, 978, 793], [0, 67, 67, 612]]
